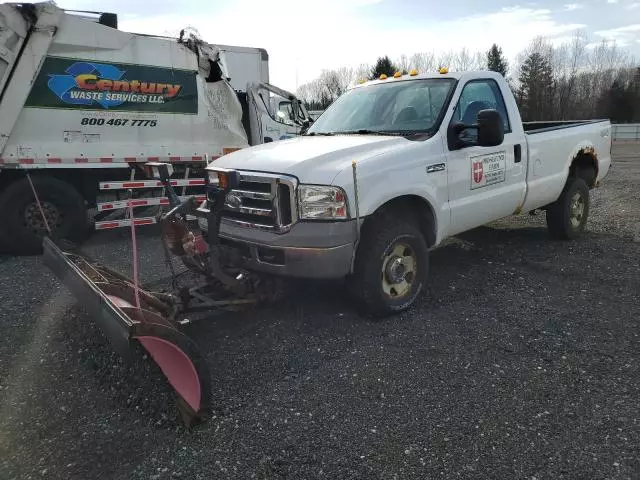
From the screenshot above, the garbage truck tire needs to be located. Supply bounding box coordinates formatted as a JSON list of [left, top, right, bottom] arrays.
[[0, 176, 88, 255]]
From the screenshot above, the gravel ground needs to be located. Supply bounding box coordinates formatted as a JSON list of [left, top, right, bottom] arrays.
[[1, 143, 639, 480]]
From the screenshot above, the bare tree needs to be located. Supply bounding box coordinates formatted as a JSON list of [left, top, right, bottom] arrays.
[[353, 63, 371, 83], [395, 54, 411, 74], [436, 51, 454, 71], [409, 52, 436, 72], [553, 30, 588, 118]]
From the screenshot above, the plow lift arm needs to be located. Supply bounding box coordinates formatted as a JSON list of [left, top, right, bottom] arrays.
[[43, 162, 260, 427]]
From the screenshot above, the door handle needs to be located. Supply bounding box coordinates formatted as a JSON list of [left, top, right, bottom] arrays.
[[514, 144, 522, 163], [426, 163, 446, 173]]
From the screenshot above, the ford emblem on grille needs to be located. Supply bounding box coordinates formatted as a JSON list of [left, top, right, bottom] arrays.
[[225, 192, 242, 209]]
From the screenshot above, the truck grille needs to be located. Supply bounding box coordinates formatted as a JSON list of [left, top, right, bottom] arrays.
[[207, 172, 297, 232]]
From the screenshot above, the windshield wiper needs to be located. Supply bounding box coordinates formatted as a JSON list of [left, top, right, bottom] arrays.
[[338, 129, 407, 137], [303, 132, 334, 136]]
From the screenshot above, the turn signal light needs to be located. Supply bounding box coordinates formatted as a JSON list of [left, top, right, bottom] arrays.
[[212, 169, 241, 190]]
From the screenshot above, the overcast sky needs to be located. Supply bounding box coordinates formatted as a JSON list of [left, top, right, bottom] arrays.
[[39, 0, 640, 91]]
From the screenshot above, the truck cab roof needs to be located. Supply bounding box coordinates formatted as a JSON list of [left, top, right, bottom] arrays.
[[350, 69, 506, 90]]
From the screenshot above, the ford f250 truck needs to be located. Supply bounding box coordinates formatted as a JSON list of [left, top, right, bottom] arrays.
[[201, 69, 612, 315], [38, 68, 612, 423]]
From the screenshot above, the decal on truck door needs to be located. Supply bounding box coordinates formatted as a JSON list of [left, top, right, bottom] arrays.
[[25, 56, 198, 114], [470, 151, 506, 190]]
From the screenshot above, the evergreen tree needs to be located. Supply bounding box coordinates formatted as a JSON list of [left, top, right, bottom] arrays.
[[369, 56, 398, 80], [487, 44, 508, 77], [608, 79, 636, 122], [517, 52, 555, 121]]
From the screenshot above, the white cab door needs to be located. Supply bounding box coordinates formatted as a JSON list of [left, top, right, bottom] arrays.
[[445, 78, 527, 235]]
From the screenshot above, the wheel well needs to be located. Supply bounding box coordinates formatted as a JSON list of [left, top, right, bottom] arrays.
[[364, 195, 437, 247], [569, 149, 598, 188]]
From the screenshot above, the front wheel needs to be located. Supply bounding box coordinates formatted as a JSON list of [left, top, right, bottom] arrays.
[[546, 176, 590, 240], [348, 216, 429, 317]]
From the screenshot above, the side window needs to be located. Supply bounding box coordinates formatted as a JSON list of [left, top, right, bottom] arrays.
[[452, 79, 511, 133], [276, 101, 294, 125]]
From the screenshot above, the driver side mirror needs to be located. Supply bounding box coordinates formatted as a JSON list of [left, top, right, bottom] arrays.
[[477, 109, 504, 147], [447, 109, 504, 150], [300, 118, 312, 135]]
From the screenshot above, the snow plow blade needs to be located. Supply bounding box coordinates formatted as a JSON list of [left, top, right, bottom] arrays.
[[42, 236, 212, 427]]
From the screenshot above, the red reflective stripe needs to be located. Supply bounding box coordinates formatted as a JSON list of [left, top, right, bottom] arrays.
[[101, 203, 113, 210], [102, 184, 110, 189], [191, 156, 202, 161], [159, 198, 169, 205], [47, 158, 62, 163], [129, 199, 148, 207], [122, 182, 147, 188], [100, 157, 113, 163], [209, 156, 220, 161], [188, 179, 205, 185], [147, 156, 159, 161], [134, 218, 154, 225], [170, 156, 181, 161], [19, 158, 34, 164], [125, 157, 137, 162], [98, 222, 120, 229], [75, 158, 88, 163]]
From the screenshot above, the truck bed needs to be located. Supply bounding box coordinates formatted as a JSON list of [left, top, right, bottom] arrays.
[[523, 119, 608, 134], [521, 119, 612, 213]]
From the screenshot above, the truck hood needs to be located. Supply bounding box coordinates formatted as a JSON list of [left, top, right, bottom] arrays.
[[210, 135, 408, 184]]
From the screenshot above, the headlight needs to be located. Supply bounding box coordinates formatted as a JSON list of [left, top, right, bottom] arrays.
[[196, 199, 209, 231], [298, 185, 348, 220], [207, 170, 220, 185]]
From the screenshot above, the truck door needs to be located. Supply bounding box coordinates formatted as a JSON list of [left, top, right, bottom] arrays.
[[247, 83, 310, 145], [444, 78, 527, 236]]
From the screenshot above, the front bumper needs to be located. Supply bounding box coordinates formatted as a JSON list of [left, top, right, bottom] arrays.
[[224, 237, 354, 279], [197, 209, 357, 279]]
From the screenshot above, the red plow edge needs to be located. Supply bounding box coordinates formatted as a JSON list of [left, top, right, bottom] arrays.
[[42, 237, 212, 426]]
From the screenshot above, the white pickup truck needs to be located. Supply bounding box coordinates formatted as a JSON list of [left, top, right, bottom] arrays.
[[202, 70, 612, 315]]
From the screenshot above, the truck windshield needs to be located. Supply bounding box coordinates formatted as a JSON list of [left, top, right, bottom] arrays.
[[306, 78, 456, 136]]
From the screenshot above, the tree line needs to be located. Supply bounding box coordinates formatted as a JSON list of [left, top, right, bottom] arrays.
[[296, 32, 640, 123]]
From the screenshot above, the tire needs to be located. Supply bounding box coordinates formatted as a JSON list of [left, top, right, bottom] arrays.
[[348, 214, 429, 317], [546, 176, 589, 240], [0, 176, 88, 255]]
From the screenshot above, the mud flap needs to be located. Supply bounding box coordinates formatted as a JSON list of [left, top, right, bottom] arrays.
[[42, 237, 212, 426]]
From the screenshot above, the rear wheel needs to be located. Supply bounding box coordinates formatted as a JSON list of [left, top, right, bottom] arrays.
[[348, 214, 429, 316], [546, 176, 590, 240], [0, 176, 89, 255]]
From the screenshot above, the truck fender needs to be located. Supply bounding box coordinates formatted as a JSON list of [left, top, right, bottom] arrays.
[[349, 191, 439, 274]]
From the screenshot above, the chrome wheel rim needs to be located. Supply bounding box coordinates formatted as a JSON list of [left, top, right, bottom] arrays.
[[569, 192, 585, 229], [381, 243, 416, 299]]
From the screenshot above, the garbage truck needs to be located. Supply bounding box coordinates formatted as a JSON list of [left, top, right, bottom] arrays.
[[0, 2, 311, 254]]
